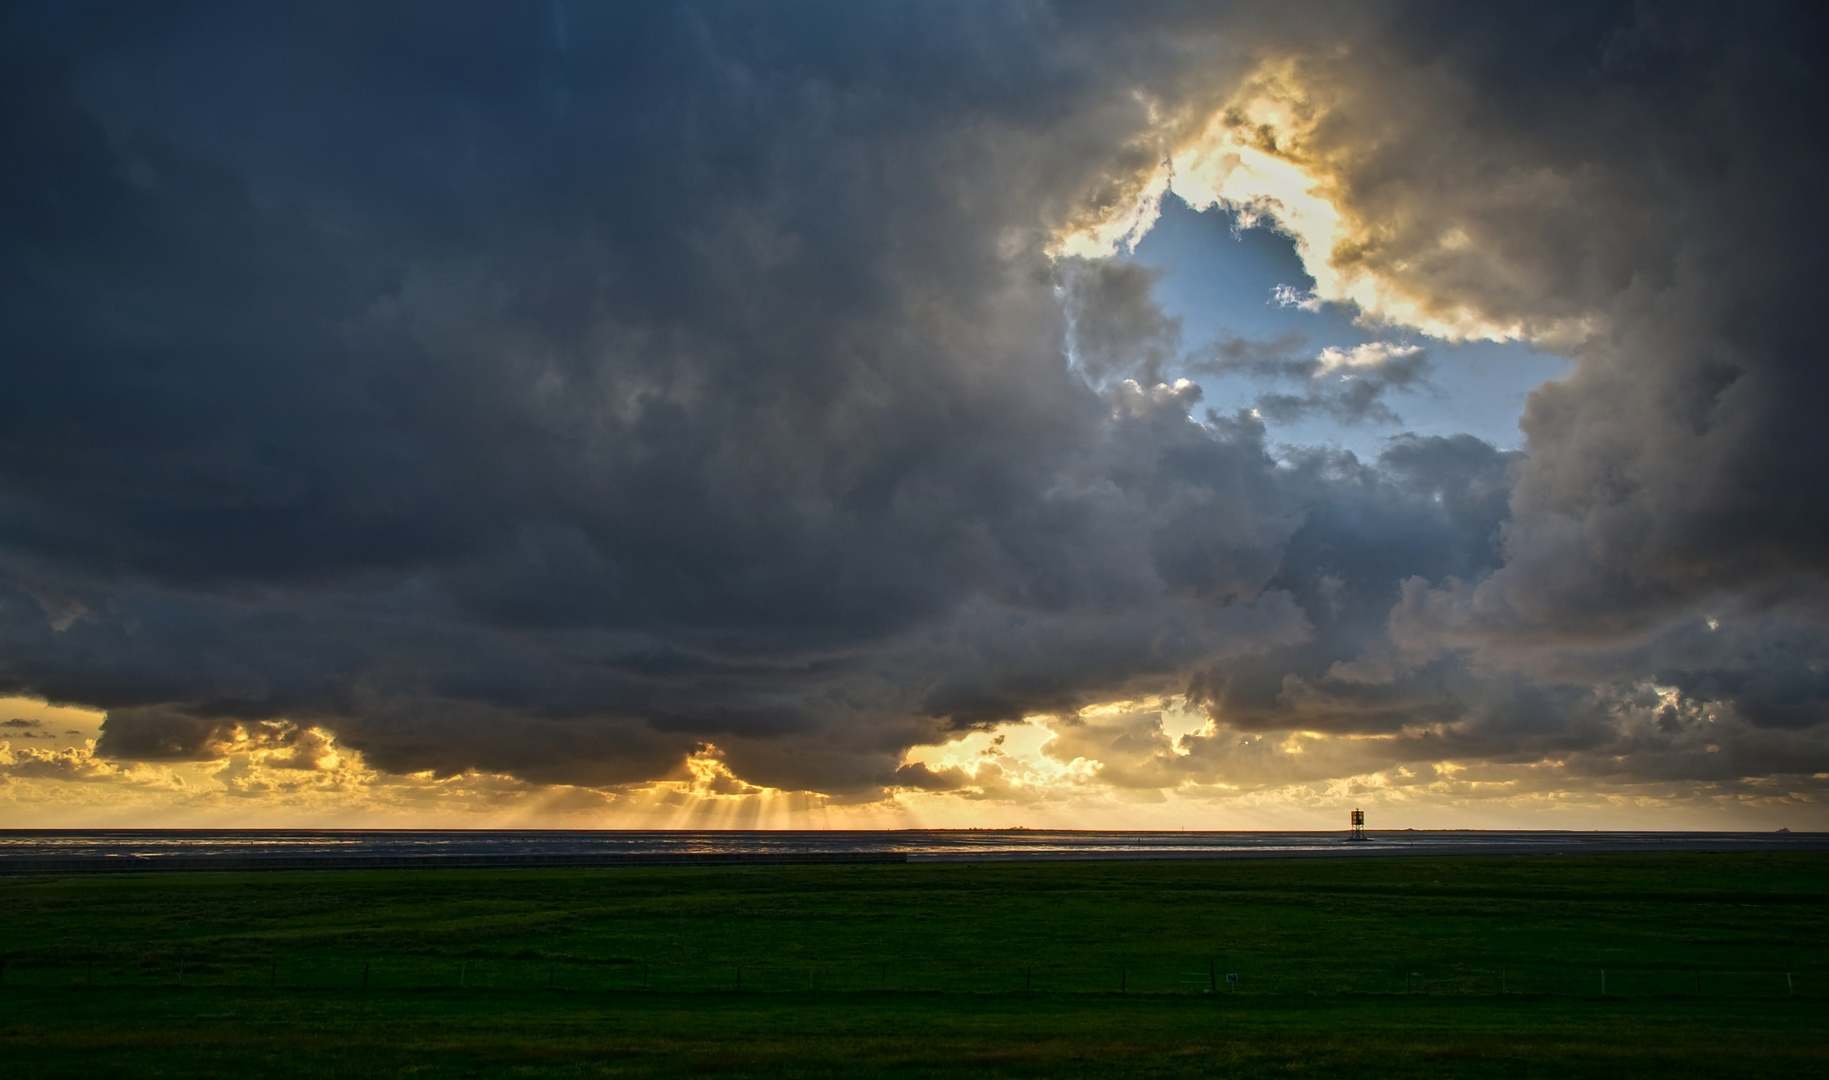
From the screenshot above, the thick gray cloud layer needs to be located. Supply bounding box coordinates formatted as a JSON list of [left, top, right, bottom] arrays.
[[1, 1, 1825, 801]]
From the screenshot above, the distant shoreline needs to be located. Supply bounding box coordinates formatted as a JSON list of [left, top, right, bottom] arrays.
[[3, 829, 1825, 874]]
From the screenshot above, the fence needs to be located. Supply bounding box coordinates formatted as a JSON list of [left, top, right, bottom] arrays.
[[0, 954, 1813, 999]]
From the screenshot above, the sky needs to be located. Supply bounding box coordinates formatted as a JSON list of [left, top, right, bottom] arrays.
[[2, 1, 1827, 830]]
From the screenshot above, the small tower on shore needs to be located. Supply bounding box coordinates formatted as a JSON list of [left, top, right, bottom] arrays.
[[1348, 808, 1368, 842]]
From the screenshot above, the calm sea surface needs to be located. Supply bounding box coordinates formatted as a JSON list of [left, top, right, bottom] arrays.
[[2, 829, 1823, 868]]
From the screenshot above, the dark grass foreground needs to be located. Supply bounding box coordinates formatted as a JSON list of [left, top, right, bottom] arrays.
[[4, 991, 1822, 1079], [2, 852, 1825, 1077]]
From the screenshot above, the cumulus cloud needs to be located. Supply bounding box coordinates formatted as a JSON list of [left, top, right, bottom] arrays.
[[0, 1, 1824, 820], [1189, 338, 1433, 424], [1065, 2, 1829, 798]]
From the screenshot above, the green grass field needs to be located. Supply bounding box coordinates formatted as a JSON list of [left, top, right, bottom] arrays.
[[1, 852, 1825, 1077]]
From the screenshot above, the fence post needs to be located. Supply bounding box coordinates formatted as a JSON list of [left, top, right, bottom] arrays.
[[1787, 972, 1794, 996], [737, 964, 742, 992], [1601, 969, 1606, 996], [1209, 959, 1217, 993], [1121, 967, 1126, 993], [549, 963, 554, 989], [363, 963, 369, 991], [87, 960, 93, 986], [460, 960, 466, 989], [1025, 966, 1031, 993], [643, 964, 649, 990], [1501, 968, 1506, 995], [270, 960, 276, 989]]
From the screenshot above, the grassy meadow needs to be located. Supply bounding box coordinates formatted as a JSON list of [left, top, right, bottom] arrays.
[[1, 852, 1824, 1077]]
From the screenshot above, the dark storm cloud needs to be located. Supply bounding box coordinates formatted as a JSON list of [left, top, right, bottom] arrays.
[[1185, 434, 1522, 736], [0, 0, 1311, 793], [1, 0, 1826, 799], [1239, 1, 1829, 766], [1057, 259, 1182, 387]]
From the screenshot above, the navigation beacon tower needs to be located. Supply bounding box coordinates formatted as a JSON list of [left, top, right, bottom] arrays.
[[1348, 808, 1368, 842]]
